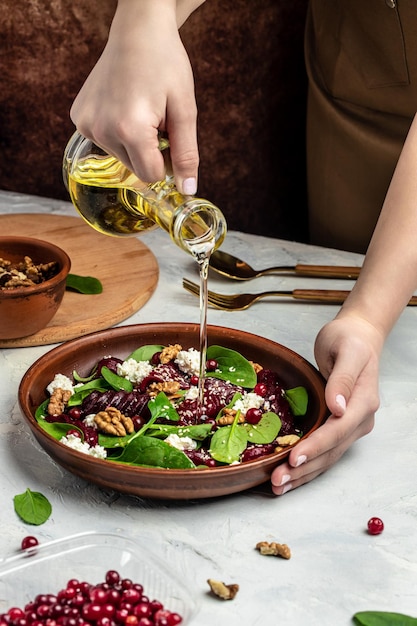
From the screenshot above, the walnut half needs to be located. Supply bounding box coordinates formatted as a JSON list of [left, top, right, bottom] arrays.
[[94, 407, 134, 436]]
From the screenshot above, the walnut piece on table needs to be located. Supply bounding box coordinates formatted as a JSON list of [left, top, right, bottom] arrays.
[[256, 541, 291, 559], [207, 579, 239, 600]]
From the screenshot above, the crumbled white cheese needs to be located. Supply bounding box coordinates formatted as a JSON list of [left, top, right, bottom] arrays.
[[174, 348, 201, 376], [232, 392, 264, 415], [46, 373, 75, 396], [83, 414, 97, 428], [165, 434, 197, 451], [184, 386, 199, 400], [60, 433, 107, 459], [116, 358, 153, 383]]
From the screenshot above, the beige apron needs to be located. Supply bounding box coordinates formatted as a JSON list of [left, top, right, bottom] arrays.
[[305, 0, 417, 253]]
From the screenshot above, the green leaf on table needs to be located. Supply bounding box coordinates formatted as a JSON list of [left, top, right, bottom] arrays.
[[127, 345, 165, 362], [13, 488, 52, 525], [244, 412, 282, 444], [285, 386, 308, 416], [66, 274, 103, 294], [206, 345, 257, 388], [113, 436, 195, 469], [353, 611, 417, 625]]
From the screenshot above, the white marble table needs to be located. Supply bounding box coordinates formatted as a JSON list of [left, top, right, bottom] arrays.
[[1, 190, 417, 625]]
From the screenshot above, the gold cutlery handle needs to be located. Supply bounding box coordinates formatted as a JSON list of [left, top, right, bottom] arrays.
[[292, 289, 350, 303], [292, 289, 417, 306], [294, 264, 361, 279]]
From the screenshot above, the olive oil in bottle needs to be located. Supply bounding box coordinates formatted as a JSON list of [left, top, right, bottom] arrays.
[[64, 131, 227, 257]]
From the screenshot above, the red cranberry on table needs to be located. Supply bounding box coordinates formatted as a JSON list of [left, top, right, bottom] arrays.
[[367, 517, 384, 535], [21, 536, 39, 550]]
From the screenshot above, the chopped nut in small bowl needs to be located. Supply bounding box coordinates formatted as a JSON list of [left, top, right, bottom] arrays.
[[0, 236, 71, 339]]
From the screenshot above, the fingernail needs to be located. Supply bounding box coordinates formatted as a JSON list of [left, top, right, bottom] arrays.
[[281, 483, 293, 495], [182, 177, 197, 195], [295, 454, 307, 467], [279, 474, 291, 486], [336, 394, 347, 413]]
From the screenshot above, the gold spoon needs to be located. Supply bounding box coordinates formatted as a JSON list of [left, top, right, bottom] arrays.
[[209, 250, 361, 281]]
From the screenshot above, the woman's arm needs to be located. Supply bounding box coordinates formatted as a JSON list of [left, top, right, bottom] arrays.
[[271, 113, 417, 494], [71, 0, 206, 193]]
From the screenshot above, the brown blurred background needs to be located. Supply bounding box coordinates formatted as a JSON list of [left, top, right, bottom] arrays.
[[0, 0, 309, 242]]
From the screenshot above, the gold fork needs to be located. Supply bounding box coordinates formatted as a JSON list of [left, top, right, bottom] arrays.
[[183, 278, 417, 311]]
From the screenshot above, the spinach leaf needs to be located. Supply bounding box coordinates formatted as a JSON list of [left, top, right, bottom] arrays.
[[37, 420, 81, 441], [35, 399, 49, 420], [73, 367, 97, 383], [101, 366, 133, 393], [147, 423, 213, 440], [112, 436, 195, 469], [147, 392, 180, 423], [66, 274, 103, 294], [68, 378, 110, 406], [127, 345, 165, 362], [245, 412, 282, 444], [209, 416, 248, 464], [285, 386, 308, 416], [353, 612, 417, 625], [206, 346, 257, 388], [14, 488, 52, 525]]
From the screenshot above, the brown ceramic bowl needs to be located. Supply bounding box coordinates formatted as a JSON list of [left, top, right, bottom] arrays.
[[0, 236, 71, 339], [18, 323, 328, 499]]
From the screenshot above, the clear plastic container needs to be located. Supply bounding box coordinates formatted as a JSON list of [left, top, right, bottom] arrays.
[[0, 530, 198, 622]]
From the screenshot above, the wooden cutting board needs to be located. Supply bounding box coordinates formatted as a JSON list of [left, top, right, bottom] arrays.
[[0, 213, 159, 348]]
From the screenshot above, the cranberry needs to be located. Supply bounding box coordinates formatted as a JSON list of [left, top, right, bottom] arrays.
[[245, 408, 263, 424], [367, 517, 384, 535], [190, 375, 199, 386], [105, 570, 120, 586], [67, 408, 81, 420], [253, 382, 267, 397], [66, 429, 81, 438], [205, 359, 218, 372], [21, 536, 39, 551], [150, 351, 161, 365]]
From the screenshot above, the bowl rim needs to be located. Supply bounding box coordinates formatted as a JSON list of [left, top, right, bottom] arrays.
[[18, 322, 329, 479], [0, 235, 71, 297]]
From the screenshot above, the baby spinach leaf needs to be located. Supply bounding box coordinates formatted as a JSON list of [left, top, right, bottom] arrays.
[[285, 386, 308, 416], [148, 392, 180, 423], [209, 417, 247, 464], [68, 378, 109, 406], [353, 612, 417, 625], [127, 345, 165, 362], [113, 436, 195, 469], [66, 274, 103, 294], [101, 366, 133, 393], [37, 420, 80, 441], [206, 345, 257, 388], [35, 399, 49, 420], [147, 423, 213, 440], [245, 412, 282, 444], [14, 488, 52, 525], [72, 367, 97, 383]]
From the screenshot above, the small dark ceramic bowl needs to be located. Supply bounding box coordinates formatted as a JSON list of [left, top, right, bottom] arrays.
[[0, 236, 71, 339], [18, 323, 329, 499]]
